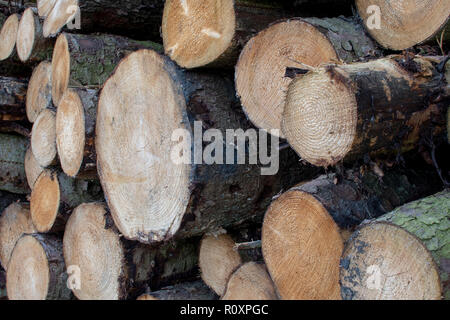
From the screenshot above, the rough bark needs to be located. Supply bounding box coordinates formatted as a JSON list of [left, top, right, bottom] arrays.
[[0, 267, 5, 300], [96, 49, 319, 244], [0, 76, 27, 121], [0, 190, 25, 213], [373, 191, 450, 300], [6, 234, 73, 300], [0, 133, 29, 194], [283, 55, 449, 167], [63, 203, 200, 300], [138, 281, 217, 300]]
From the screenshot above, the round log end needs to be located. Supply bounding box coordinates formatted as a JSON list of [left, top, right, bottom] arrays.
[[96, 49, 191, 243], [26, 61, 53, 123], [51, 34, 70, 106], [282, 69, 357, 167], [162, 0, 235, 68], [356, 0, 450, 50], [0, 14, 19, 61], [43, 0, 79, 38], [199, 234, 242, 296], [31, 108, 57, 167], [30, 170, 60, 233], [236, 19, 338, 138], [56, 89, 85, 177], [222, 262, 277, 300], [341, 222, 442, 300], [25, 147, 45, 190], [0, 203, 36, 270], [16, 8, 36, 63], [63, 203, 124, 300], [262, 190, 343, 300], [37, 0, 57, 18], [6, 235, 50, 300]]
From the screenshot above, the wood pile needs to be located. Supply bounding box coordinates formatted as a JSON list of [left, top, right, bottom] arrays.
[[0, 0, 449, 300]]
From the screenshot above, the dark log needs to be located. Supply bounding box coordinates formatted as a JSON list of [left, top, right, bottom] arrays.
[[0, 133, 29, 194], [138, 281, 217, 300], [0, 76, 27, 121]]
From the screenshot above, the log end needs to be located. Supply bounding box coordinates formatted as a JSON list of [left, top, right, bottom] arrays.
[[281, 68, 357, 167], [63, 203, 124, 300], [51, 33, 70, 106], [199, 234, 242, 296], [37, 0, 57, 18], [222, 262, 277, 300], [16, 8, 36, 63], [56, 89, 85, 177], [26, 61, 53, 123], [0, 203, 36, 270], [236, 19, 338, 137], [356, 0, 450, 50], [262, 190, 343, 300], [162, 0, 235, 68], [31, 109, 57, 167], [6, 235, 50, 300], [0, 14, 19, 61], [30, 170, 60, 233], [43, 0, 79, 38], [25, 147, 45, 190], [341, 222, 442, 300]]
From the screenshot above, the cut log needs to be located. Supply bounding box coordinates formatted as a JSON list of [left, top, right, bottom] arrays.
[[0, 133, 29, 194], [6, 234, 72, 300], [26, 61, 52, 123], [0, 202, 36, 270], [17, 8, 53, 62], [356, 0, 450, 50], [0, 14, 19, 61], [341, 191, 450, 300], [30, 169, 103, 233], [199, 234, 242, 296], [0, 76, 27, 121], [282, 55, 449, 167], [262, 189, 343, 300], [222, 262, 277, 300], [235, 17, 380, 137], [55, 87, 98, 178], [42, 0, 78, 37], [137, 281, 217, 300], [51, 32, 162, 106], [24, 146, 44, 189], [341, 222, 442, 300], [96, 49, 313, 243], [31, 108, 56, 167], [37, 0, 57, 18], [63, 203, 200, 300], [162, 0, 285, 69]]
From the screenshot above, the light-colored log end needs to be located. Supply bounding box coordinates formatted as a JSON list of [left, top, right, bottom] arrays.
[[31, 108, 57, 167], [0, 14, 19, 61], [26, 61, 53, 123]]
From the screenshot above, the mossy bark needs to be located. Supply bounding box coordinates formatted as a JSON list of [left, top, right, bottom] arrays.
[[0, 76, 27, 121], [61, 33, 163, 87], [0, 133, 29, 194], [376, 191, 450, 300]]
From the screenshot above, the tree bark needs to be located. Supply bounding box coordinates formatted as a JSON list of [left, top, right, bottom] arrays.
[[96, 49, 319, 244], [6, 234, 73, 300], [282, 55, 449, 167], [51, 32, 162, 106], [138, 281, 217, 300], [0, 133, 29, 194], [63, 203, 201, 300], [0, 76, 27, 121], [372, 191, 450, 300], [30, 169, 103, 233]]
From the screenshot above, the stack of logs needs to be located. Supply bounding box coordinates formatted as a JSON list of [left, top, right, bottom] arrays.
[[0, 0, 449, 300]]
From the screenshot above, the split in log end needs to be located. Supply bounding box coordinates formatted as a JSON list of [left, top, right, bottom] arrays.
[[0, 14, 20, 61]]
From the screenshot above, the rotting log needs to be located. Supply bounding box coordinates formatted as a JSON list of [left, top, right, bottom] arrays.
[[6, 234, 73, 300], [95, 49, 317, 244], [341, 191, 450, 300], [356, 0, 450, 50], [63, 203, 200, 300], [30, 169, 103, 233], [51, 32, 162, 106], [235, 16, 381, 136], [282, 55, 449, 167], [0, 76, 27, 121], [162, 0, 286, 69], [0, 133, 29, 194]]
